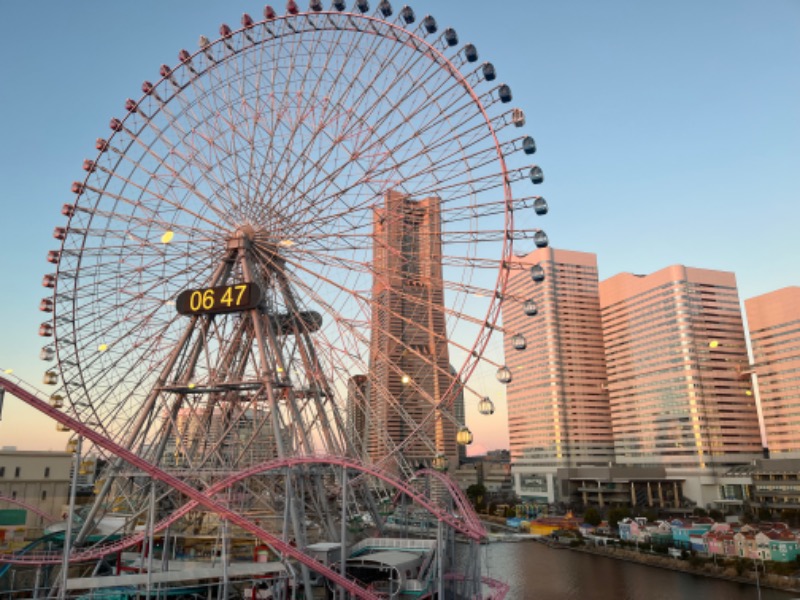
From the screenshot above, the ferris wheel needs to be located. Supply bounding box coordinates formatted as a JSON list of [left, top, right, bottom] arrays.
[[40, 0, 546, 473], [28, 1, 547, 597]]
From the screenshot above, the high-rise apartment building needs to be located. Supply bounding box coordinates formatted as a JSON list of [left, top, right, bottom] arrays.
[[368, 191, 457, 469], [504, 248, 615, 501], [746, 286, 800, 457], [599, 266, 762, 475]]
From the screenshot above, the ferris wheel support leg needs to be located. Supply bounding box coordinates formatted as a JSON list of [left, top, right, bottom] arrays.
[[33, 564, 41, 598], [284, 469, 315, 600], [71, 311, 206, 547], [145, 483, 156, 598], [240, 257, 290, 460], [339, 466, 348, 600], [56, 435, 81, 600], [273, 266, 342, 454]]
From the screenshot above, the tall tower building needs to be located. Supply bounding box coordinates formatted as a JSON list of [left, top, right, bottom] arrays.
[[600, 266, 762, 476], [504, 248, 614, 502], [745, 286, 800, 457], [368, 191, 457, 469]]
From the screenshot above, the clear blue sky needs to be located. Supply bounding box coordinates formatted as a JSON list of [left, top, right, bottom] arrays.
[[1, 0, 797, 451]]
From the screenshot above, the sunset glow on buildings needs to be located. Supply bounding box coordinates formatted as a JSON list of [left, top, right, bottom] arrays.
[[746, 287, 800, 458]]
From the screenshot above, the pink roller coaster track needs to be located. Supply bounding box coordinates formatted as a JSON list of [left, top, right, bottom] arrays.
[[0, 492, 58, 524], [0, 376, 505, 599]]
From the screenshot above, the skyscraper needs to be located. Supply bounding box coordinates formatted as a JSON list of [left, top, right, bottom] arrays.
[[745, 286, 800, 457], [504, 248, 615, 501], [600, 266, 762, 472], [368, 191, 457, 470]]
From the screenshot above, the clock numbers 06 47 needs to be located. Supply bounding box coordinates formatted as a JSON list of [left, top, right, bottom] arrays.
[[175, 283, 261, 315]]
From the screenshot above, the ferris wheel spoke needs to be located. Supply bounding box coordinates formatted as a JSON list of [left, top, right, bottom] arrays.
[[239, 26, 340, 218], [282, 257, 474, 410], [99, 111, 239, 233], [136, 91, 252, 228], [243, 25, 355, 210], [259, 26, 448, 210], [105, 113, 238, 230], [329, 55, 488, 182]]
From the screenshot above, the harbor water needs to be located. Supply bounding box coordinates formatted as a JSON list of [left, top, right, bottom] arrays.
[[480, 541, 799, 600]]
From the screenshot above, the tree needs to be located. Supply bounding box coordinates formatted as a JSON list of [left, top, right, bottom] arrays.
[[709, 508, 723, 522], [608, 507, 631, 529], [780, 508, 798, 527], [583, 507, 602, 527], [465, 483, 487, 509], [757, 506, 772, 522]]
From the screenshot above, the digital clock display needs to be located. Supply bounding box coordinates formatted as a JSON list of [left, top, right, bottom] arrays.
[[175, 283, 262, 316]]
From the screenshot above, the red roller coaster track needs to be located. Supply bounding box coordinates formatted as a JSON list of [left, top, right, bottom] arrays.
[[0, 376, 502, 599], [0, 492, 58, 524]]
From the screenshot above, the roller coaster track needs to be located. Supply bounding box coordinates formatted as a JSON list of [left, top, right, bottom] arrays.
[[0, 376, 380, 600], [0, 492, 58, 524], [0, 375, 496, 599], [0, 456, 486, 567]]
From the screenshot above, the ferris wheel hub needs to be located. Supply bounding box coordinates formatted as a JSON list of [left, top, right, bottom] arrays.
[[227, 224, 260, 250]]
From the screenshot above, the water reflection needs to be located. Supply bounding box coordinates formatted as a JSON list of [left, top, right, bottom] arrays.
[[479, 542, 798, 600]]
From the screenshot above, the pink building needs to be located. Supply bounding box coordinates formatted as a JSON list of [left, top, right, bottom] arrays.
[[599, 266, 762, 471], [745, 287, 800, 457], [734, 525, 761, 559], [503, 248, 614, 501], [704, 526, 737, 557]]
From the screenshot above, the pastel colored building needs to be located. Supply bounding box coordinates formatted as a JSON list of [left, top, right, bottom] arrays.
[[670, 517, 714, 550], [503, 248, 614, 502], [599, 266, 762, 471], [618, 517, 650, 542], [704, 527, 737, 557], [745, 287, 800, 457], [765, 529, 799, 562], [645, 520, 674, 547], [734, 526, 761, 559]]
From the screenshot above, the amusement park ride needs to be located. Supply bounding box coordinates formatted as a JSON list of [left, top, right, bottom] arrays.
[[0, 1, 549, 598]]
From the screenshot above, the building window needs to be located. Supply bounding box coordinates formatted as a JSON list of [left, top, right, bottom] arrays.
[[41, 490, 47, 501], [11, 491, 16, 500], [44, 467, 50, 478], [0, 466, 4, 477], [14, 467, 20, 478]]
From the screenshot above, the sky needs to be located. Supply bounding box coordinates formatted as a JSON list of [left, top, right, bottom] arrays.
[[0, 0, 798, 453]]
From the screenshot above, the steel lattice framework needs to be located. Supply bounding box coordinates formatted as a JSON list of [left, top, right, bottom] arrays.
[[4, 1, 550, 598]]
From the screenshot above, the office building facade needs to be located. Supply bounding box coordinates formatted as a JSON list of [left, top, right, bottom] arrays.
[[746, 287, 800, 457], [367, 191, 457, 469], [504, 248, 615, 502], [599, 266, 762, 504]]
